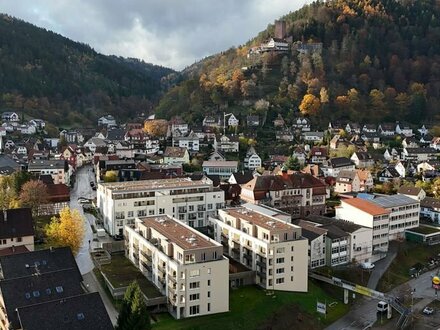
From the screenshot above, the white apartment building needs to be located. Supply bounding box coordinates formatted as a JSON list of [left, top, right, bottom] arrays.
[[125, 215, 229, 319], [335, 198, 390, 262], [97, 178, 225, 236], [371, 195, 420, 240], [27, 160, 70, 185], [210, 207, 308, 292], [202, 161, 239, 180]]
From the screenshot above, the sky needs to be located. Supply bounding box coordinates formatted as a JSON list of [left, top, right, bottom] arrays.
[[0, 0, 312, 70]]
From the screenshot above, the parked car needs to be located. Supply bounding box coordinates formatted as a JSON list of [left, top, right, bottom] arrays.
[[423, 307, 434, 315], [360, 262, 375, 270], [90, 181, 95, 187], [377, 301, 388, 313]]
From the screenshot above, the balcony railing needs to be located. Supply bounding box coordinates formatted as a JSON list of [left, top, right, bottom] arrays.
[[256, 260, 266, 268], [243, 254, 252, 261], [168, 274, 177, 284], [140, 250, 152, 260]]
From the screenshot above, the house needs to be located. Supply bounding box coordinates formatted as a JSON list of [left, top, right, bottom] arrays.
[[395, 123, 413, 137], [384, 148, 401, 161], [273, 114, 285, 127], [125, 215, 229, 319], [302, 131, 324, 143], [97, 114, 116, 127], [357, 169, 374, 192], [202, 115, 221, 128], [60, 130, 84, 144], [168, 116, 188, 136], [362, 124, 377, 133], [228, 171, 254, 185], [106, 128, 126, 143], [335, 170, 361, 193], [83, 137, 107, 154], [417, 161, 440, 174], [335, 198, 390, 262], [420, 134, 433, 145], [28, 160, 69, 185], [430, 137, 440, 150], [420, 197, 440, 223], [402, 147, 437, 162], [228, 114, 239, 127], [209, 150, 226, 162], [418, 124, 429, 136], [28, 119, 45, 130], [1, 112, 19, 122], [297, 222, 327, 268], [243, 147, 261, 170], [292, 117, 311, 131], [173, 131, 200, 152], [309, 146, 328, 164], [214, 135, 239, 153], [378, 123, 395, 136], [350, 152, 374, 168], [378, 166, 402, 182], [321, 157, 355, 177], [275, 129, 294, 142], [398, 186, 426, 201], [210, 207, 308, 291], [292, 147, 307, 165], [301, 164, 322, 178], [361, 132, 381, 143], [0, 208, 34, 253], [264, 37, 289, 51], [402, 137, 420, 149], [246, 115, 260, 127], [202, 161, 239, 180], [38, 184, 70, 215], [163, 147, 190, 165], [329, 135, 341, 150], [345, 123, 361, 134], [240, 172, 327, 217], [98, 177, 224, 234]]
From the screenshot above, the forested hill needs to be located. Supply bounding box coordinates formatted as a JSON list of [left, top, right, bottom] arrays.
[[156, 0, 440, 127], [0, 14, 176, 128]]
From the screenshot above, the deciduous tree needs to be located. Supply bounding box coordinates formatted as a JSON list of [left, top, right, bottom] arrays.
[[299, 93, 321, 116], [104, 170, 118, 183], [143, 119, 168, 137], [45, 207, 85, 256], [19, 180, 48, 215]]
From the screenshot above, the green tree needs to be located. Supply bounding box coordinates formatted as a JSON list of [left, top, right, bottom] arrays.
[[116, 281, 151, 330], [284, 156, 301, 171]]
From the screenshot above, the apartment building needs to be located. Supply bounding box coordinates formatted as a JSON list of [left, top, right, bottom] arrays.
[[335, 198, 390, 262], [27, 160, 70, 185], [125, 215, 229, 319], [240, 172, 326, 218], [97, 177, 225, 236], [210, 207, 308, 292]]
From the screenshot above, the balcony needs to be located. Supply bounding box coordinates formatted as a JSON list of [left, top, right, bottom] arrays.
[[140, 250, 152, 260], [243, 253, 252, 261], [168, 274, 177, 284], [231, 247, 240, 255], [256, 260, 266, 268], [168, 294, 177, 305], [132, 252, 139, 261]]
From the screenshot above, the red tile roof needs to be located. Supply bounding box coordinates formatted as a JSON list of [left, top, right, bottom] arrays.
[[342, 198, 389, 216]]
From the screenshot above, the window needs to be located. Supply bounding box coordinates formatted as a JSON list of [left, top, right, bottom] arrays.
[[189, 269, 200, 277], [149, 209, 154, 215], [127, 211, 134, 218], [207, 303, 211, 312], [189, 305, 200, 316], [276, 247, 285, 254], [276, 278, 285, 284], [207, 268, 211, 274], [207, 291, 211, 298], [159, 208, 165, 214], [276, 268, 284, 274], [16, 237, 22, 242], [207, 280, 211, 286], [45, 288, 51, 295], [190, 293, 200, 301], [189, 282, 200, 289], [276, 257, 284, 264]]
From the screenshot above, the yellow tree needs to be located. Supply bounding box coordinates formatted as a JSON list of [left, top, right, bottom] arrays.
[[45, 207, 85, 256], [299, 93, 321, 116], [143, 119, 168, 137], [104, 170, 118, 183]]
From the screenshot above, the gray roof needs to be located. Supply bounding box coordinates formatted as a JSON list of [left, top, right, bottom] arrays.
[[106, 128, 126, 141], [0, 155, 21, 170], [372, 194, 419, 208], [28, 159, 66, 170], [17, 292, 113, 330]]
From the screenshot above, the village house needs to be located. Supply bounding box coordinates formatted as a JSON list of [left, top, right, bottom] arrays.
[[83, 137, 107, 154], [378, 123, 395, 136], [421, 197, 440, 223], [335, 170, 361, 193], [246, 115, 260, 127], [350, 151, 374, 168], [1, 112, 19, 122], [357, 169, 374, 192], [97, 114, 116, 127], [397, 186, 426, 201], [168, 116, 188, 136], [292, 147, 307, 165], [214, 135, 239, 153], [163, 147, 190, 165], [395, 123, 413, 137], [172, 131, 200, 152], [273, 114, 285, 128], [0, 208, 34, 253], [362, 124, 377, 134], [202, 161, 239, 180], [292, 117, 311, 132], [28, 119, 45, 130], [309, 146, 328, 164], [28, 159, 70, 185], [430, 137, 440, 150], [402, 147, 438, 162], [345, 123, 361, 134], [329, 135, 341, 150], [243, 147, 261, 170], [227, 114, 239, 127], [60, 129, 84, 144], [202, 115, 221, 128], [321, 157, 355, 177], [302, 131, 324, 143], [275, 128, 294, 142]]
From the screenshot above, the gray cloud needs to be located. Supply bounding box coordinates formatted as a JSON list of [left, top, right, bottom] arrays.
[[0, 0, 311, 70]]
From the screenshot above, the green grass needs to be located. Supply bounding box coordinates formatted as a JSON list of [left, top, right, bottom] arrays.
[[152, 282, 349, 330], [93, 268, 123, 312], [409, 226, 440, 235], [100, 255, 162, 298], [378, 242, 440, 292]]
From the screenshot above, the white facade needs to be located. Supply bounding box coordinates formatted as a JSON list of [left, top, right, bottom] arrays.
[[125, 215, 229, 319], [97, 178, 225, 236], [202, 161, 238, 180], [228, 114, 239, 127], [173, 135, 200, 152], [211, 207, 308, 292], [244, 153, 261, 170]]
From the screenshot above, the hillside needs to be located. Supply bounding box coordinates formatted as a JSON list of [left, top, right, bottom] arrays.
[[0, 14, 177, 128], [156, 0, 440, 128]]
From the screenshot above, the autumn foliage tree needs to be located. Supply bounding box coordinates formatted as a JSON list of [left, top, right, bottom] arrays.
[[45, 207, 85, 256], [104, 170, 118, 183], [299, 93, 321, 116], [143, 119, 168, 137], [19, 180, 48, 215]]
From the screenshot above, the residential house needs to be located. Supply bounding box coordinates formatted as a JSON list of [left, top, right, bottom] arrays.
[[398, 186, 426, 201], [228, 114, 239, 127], [351, 152, 374, 168], [97, 115, 116, 127], [362, 124, 377, 133], [297, 222, 327, 268], [378, 123, 395, 136], [357, 169, 374, 192], [203, 115, 221, 128], [292, 117, 311, 132], [228, 171, 254, 185], [96, 158, 136, 182], [202, 161, 239, 180], [431, 137, 440, 150], [28, 160, 69, 185], [209, 150, 226, 162], [420, 134, 433, 145], [417, 161, 440, 174], [240, 172, 327, 217], [302, 131, 324, 143], [60, 130, 84, 144], [361, 132, 381, 143], [211, 207, 308, 291], [246, 115, 260, 127], [264, 37, 289, 51], [163, 147, 190, 165], [125, 215, 229, 319], [38, 183, 70, 215], [420, 197, 440, 223], [28, 119, 45, 130], [243, 147, 261, 170], [83, 137, 107, 154], [273, 114, 285, 128], [402, 147, 437, 162], [321, 157, 355, 177], [97, 177, 224, 235], [169, 116, 188, 136], [345, 123, 361, 134], [214, 135, 239, 153], [275, 129, 294, 142], [330, 135, 341, 150], [106, 128, 126, 143], [335, 170, 361, 194], [1, 112, 19, 122], [310, 146, 328, 164], [384, 148, 401, 161], [418, 124, 429, 136], [0, 208, 34, 253], [173, 132, 200, 152], [402, 137, 420, 149], [335, 198, 390, 262], [395, 123, 413, 137]]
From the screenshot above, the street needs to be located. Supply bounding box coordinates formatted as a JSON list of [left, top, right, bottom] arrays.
[[70, 165, 118, 325]]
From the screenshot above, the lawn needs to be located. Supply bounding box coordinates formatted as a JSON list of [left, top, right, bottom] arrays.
[[152, 281, 349, 330], [409, 226, 440, 235], [100, 254, 162, 298], [378, 242, 440, 292]]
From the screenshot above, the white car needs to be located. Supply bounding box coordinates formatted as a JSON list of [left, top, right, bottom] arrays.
[[360, 262, 375, 270], [423, 307, 434, 315]]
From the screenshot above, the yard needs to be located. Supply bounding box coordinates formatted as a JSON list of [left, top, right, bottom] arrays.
[[100, 254, 162, 299], [152, 281, 349, 330], [378, 242, 440, 292]]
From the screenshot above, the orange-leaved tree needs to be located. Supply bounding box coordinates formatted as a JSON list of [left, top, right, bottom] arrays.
[[45, 207, 85, 256], [299, 93, 321, 116]]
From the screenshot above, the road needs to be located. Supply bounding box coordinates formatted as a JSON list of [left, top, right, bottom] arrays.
[[69, 166, 118, 325]]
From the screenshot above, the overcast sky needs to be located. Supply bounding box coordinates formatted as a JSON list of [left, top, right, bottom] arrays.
[[1, 0, 311, 70]]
